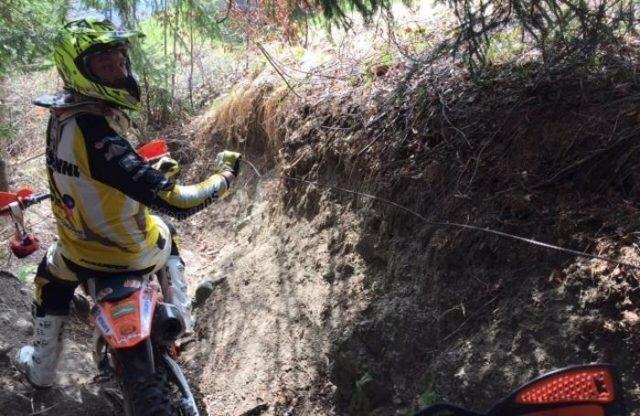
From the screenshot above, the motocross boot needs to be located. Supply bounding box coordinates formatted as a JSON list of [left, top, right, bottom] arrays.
[[14, 315, 66, 388], [164, 255, 194, 333]]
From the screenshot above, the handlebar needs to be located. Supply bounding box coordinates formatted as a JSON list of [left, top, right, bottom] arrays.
[[0, 193, 51, 215]]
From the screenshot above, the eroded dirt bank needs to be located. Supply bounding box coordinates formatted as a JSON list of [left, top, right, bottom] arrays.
[[180, 65, 640, 415]]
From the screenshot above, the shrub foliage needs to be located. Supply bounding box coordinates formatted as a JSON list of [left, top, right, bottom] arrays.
[[438, 0, 638, 72]]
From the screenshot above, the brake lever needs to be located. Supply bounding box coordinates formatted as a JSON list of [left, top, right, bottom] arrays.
[[21, 193, 51, 208], [9, 202, 27, 240]]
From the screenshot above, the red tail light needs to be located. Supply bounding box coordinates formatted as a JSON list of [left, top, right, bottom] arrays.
[[516, 369, 615, 405]]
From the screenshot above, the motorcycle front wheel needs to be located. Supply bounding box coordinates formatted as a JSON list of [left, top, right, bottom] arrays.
[[116, 340, 174, 416]]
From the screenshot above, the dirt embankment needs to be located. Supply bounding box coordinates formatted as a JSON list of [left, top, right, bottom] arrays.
[[178, 63, 640, 415]]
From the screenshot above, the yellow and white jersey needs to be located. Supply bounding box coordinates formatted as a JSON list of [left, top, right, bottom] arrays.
[[45, 105, 229, 273]]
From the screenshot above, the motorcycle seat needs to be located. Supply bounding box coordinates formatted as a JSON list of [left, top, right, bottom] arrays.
[[91, 275, 146, 302]]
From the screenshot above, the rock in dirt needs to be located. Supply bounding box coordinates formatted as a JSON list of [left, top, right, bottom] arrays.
[[71, 293, 92, 323], [14, 317, 33, 336], [193, 276, 226, 307], [0, 343, 11, 359], [238, 403, 269, 416], [0, 271, 16, 280], [322, 268, 335, 283], [348, 371, 393, 413]]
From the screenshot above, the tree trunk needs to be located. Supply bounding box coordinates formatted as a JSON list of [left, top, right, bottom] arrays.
[[0, 158, 7, 191], [0, 77, 8, 191]]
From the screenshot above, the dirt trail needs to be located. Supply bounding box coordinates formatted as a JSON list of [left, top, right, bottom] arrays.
[[0, 271, 119, 416], [176, 178, 371, 415]]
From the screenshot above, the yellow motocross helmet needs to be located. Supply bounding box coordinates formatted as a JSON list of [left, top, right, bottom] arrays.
[[53, 18, 144, 111]]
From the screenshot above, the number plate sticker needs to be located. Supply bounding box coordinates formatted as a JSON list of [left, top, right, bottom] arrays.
[[112, 302, 136, 319], [95, 309, 113, 335]]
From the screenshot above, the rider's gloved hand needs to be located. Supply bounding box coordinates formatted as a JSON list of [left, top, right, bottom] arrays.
[[214, 151, 242, 178], [152, 156, 180, 179]]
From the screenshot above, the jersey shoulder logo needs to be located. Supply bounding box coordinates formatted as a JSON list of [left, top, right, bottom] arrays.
[[95, 136, 130, 161]]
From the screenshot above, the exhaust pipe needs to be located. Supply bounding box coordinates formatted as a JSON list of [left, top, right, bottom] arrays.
[[153, 303, 185, 343]]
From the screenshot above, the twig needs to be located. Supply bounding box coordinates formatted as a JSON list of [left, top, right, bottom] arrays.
[[31, 404, 58, 415], [9, 152, 45, 167], [357, 112, 397, 156], [385, 11, 427, 64], [441, 296, 498, 343], [437, 303, 466, 321], [242, 159, 263, 178], [255, 43, 302, 100], [438, 93, 471, 148], [216, 0, 232, 24], [14, 393, 30, 403], [462, 97, 531, 194]]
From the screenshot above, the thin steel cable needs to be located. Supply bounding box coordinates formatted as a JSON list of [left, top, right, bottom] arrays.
[[241, 159, 640, 270]]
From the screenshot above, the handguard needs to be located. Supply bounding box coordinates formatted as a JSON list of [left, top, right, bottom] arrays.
[[0, 189, 42, 258], [11, 235, 40, 258], [7, 198, 39, 258], [137, 140, 179, 179]]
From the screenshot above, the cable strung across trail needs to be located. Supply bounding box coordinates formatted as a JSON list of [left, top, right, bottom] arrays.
[[241, 159, 640, 271]]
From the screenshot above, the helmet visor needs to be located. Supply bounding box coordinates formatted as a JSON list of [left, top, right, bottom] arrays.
[[82, 45, 131, 88]]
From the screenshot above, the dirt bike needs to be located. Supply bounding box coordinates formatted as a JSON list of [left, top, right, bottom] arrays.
[[413, 364, 626, 416], [1, 140, 201, 416], [87, 267, 199, 416]]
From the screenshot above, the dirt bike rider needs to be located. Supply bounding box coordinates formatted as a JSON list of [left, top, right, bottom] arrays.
[[15, 18, 241, 388]]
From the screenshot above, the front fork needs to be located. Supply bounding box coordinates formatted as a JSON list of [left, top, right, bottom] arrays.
[[92, 334, 156, 380], [157, 259, 194, 333], [92, 336, 200, 416], [156, 268, 171, 306], [162, 353, 200, 415]]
